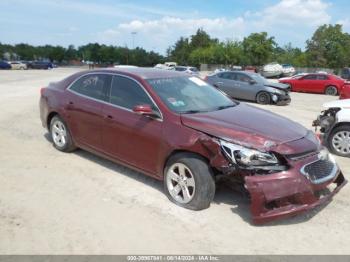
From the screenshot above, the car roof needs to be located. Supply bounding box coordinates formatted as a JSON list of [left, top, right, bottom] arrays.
[[87, 67, 187, 80]]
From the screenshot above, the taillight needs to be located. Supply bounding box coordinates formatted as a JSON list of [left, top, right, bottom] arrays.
[[204, 76, 208, 81], [40, 87, 46, 96]]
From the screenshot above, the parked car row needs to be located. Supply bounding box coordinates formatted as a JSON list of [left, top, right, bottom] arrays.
[[0, 60, 54, 70], [39, 67, 346, 224]]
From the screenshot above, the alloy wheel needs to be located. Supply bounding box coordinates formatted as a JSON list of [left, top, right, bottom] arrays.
[[166, 163, 196, 204], [51, 120, 67, 148], [326, 86, 337, 96]]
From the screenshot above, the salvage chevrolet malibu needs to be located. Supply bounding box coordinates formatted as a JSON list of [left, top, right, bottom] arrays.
[[40, 68, 346, 224]]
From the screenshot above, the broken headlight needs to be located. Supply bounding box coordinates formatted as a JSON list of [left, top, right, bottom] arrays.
[[220, 140, 280, 167]]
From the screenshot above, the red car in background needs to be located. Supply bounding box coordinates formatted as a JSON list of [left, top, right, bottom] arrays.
[[340, 82, 350, 99], [279, 73, 346, 96]]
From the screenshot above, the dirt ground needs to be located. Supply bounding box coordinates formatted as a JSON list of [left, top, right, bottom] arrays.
[[0, 68, 349, 254]]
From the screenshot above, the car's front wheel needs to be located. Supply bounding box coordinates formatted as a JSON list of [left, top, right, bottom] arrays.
[[50, 115, 76, 152], [329, 125, 350, 157], [164, 153, 215, 210], [256, 91, 271, 104]]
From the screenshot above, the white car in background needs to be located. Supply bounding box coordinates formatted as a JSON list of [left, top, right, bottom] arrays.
[[114, 65, 138, 69], [174, 66, 199, 76], [261, 62, 283, 78], [154, 62, 177, 70], [281, 64, 296, 77], [313, 99, 350, 157], [9, 61, 27, 70]]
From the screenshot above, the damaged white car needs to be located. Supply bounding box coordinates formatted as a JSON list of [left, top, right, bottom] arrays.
[[313, 99, 350, 157]]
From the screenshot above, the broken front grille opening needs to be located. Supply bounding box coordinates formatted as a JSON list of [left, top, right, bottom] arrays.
[[301, 159, 338, 184], [265, 193, 303, 210]]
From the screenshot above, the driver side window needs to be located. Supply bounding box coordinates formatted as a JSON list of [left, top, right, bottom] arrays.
[[109, 75, 158, 111]]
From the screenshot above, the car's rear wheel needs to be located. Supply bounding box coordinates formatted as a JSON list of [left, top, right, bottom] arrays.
[[329, 125, 350, 157], [256, 91, 271, 104], [50, 115, 76, 152], [164, 153, 215, 210], [325, 86, 338, 96]]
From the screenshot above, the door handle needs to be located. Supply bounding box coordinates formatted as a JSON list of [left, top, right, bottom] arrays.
[[105, 115, 113, 120], [217, 82, 223, 85], [66, 101, 74, 109]]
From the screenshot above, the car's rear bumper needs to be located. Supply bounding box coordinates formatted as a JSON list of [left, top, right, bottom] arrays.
[[244, 153, 346, 224]]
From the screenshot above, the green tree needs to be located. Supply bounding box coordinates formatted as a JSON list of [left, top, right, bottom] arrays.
[[242, 32, 276, 65], [190, 28, 218, 49], [306, 24, 350, 68], [65, 45, 78, 61], [168, 37, 190, 65]]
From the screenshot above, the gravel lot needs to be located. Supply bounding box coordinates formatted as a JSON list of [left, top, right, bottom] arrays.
[[0, 68, 349, 254]]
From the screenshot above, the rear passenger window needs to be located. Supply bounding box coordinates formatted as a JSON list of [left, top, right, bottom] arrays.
[[109, 76, 156, 110], [70, 74, 111, 101], [303, 75, 317, 80], [317, 75, 328, 80], [218, 72, 235, 80]]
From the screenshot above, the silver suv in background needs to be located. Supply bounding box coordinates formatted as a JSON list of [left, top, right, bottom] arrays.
[[205, 71, 291, 105]]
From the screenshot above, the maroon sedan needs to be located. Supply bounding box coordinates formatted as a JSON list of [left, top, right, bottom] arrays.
[[279, 73, 346, 96], [40, 68, 346, 224]]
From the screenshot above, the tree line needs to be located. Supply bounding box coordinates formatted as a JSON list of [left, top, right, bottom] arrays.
[[167, 24, 350, 69], [1, 24, 350, 69], [0, 43, 165, 66]]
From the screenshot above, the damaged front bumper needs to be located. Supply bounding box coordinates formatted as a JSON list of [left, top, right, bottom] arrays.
[[274, 93, 291, 105], [244, 153, 347, 224]]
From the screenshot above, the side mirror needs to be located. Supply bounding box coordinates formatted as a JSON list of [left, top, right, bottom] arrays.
[[249, 79, 256, 85], [133, 104, 160, 119]]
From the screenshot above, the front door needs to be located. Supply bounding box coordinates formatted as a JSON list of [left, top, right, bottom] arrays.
[[101, 75, 163, 175]]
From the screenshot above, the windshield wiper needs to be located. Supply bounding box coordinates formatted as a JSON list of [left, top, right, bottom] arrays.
[[179, 110, 205, 114], [216, 104, 235, 110]]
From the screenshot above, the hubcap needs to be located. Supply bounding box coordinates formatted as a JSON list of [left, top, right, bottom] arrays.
[[327, 87, 337, 95], [332, 131, 350, 154], [166, 163, 195, 204], [258, 93, 268, 103], [51, 120, 67, 147]]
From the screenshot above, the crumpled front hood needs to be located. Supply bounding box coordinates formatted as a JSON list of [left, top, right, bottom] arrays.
[[181, 103, 318, 154], [264, 82, 290, 91]]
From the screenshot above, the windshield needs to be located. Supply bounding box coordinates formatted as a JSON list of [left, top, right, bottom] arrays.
[[147, 76, 236, 113]]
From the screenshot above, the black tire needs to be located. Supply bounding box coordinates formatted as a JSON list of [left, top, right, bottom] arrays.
[[164, 152, 216, 210], [328, 125, 350, 157], [256, 91, 271, 104], [325, 86, 338, 96], [49, 115, 76, 152]]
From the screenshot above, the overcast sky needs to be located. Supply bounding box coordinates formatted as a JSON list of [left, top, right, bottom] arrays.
[[1, 0, 350, 54]]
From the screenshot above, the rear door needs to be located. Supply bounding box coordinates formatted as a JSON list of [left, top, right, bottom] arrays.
[[215, 72, 241, 97], [101, 75, 163, 175], [233, 73, 256, 100], [65, 73, 112, 150]]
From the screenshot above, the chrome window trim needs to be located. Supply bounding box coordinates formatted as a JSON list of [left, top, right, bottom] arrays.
[[66, 72, 163, 122]]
